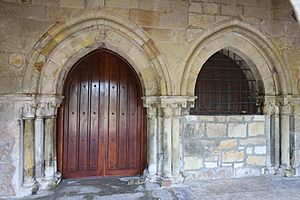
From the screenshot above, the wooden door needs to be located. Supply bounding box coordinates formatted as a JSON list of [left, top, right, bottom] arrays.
[[57, 49, 147, 179]]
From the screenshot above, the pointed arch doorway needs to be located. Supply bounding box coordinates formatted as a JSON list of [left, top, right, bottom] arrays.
[[57, 49, 147, 179]]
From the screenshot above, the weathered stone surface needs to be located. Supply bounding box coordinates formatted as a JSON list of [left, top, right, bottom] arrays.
[[188, 13, 215, 29], [254, 146, 266, 155], [235, 167, 261, 177], [184, 157, 203, 170], [106, 0, 138, 9], [184, 139, 219, 156], [239, 138, 266, 146], [213, 167, 233, 178], [0, 136, 14, 163], [246, 156, 266, 166], [206, 124, 227, 138], [204, 162, 218, 168], [0, 164, 15, 196], [189, 2, 202, 14], [203, 3, 220, 15], [59, 0, 85, 9], [221, 4, 243, 16], [183, 123, 205, 139], [222, 151, 244, 162], [218, 139, 237, 149], [246, 147, 253, 154], [130, 9, 159, 26], [228, 123, 247, 138], [248, 122, 265, 136]]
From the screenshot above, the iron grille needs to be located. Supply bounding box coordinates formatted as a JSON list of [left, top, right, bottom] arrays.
[[190, 50, 259, 115]]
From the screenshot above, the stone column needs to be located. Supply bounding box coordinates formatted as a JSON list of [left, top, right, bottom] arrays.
[[37, 95, 62, 187], [143, 97, 159, 178], [263, 98, 274, 168], [280, 103, 292, 168], [44, 116, 56, 179], [34, 116, 44, 182], [161, 104, 173, 178], [159, 96, 195, 185], [22, 103, 37, 187], [291, 100, 300, 175]]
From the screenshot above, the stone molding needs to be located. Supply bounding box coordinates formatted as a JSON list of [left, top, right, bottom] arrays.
[[23, 10, 171, 96], [179, 18, 293, 96], [36, 95, 64, 118], [143, 96, 196, 117]]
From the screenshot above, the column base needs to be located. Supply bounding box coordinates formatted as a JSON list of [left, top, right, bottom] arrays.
[[22, 181, 40, 196], [159, 175, 184, 188], [40, 172, 62, 190], [265, 165, 295, 177]]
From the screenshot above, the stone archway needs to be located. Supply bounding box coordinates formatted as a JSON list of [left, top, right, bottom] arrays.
[[179, 19, 293, 96], [23, 10, 171, 96], [179, 18, 296, 177], [20, 10, 171, 192]]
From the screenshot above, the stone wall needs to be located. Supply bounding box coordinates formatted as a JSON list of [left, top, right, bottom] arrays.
[[183, 115, 267, 179], [0, 0, 299, 197]]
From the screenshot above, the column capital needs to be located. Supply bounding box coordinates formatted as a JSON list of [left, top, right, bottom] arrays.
[[290, 96, 300, 116], [36, 95, 64, 118], [276, 95, 293, 115], [142, 96, 196, 117], [160, 96, 196, 117], [263, 96, 277, 115], [22, 101, 37, 119]]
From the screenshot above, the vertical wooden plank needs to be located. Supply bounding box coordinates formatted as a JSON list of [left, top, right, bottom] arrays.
[[128, 74, 138, 169], [78, 65, 89, 171], [107, 53, 119, 170], [89, 55, 99, 171], [98, 52, 108, 176], [118, 63, 128, 170], [67, 75, 79, 172]]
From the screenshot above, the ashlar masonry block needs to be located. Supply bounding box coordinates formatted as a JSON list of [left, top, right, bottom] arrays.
[[206, 123, 227, 138], [228, 123, 247, 138], [249, 122, 265, 137], [184, 157, 203, 170], [222, 151, 244, 162], [246, 156, 266, 166]]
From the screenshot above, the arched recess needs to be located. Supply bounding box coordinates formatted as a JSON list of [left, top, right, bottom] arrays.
[[22, 9, 171, 96], [179, 19, 293, 96]]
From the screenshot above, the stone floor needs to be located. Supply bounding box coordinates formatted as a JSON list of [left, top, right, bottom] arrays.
[[8, 175, 300, 200]]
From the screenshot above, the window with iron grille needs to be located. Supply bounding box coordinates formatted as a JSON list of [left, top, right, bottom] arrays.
[[190, 50, 260, 115]]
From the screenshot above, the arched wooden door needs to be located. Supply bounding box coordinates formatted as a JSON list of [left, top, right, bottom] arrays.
[[57, 49, 147, 178]]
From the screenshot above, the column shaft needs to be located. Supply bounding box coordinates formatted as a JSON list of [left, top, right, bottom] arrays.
[[147, 116, 158, 176], [281, 114, 290, 167], [172, 117, 180, 176], [44, 117, 55, 179], [163, 117, 172, 177], [34, 117, 44, 180], [23, 119, 35, 185]]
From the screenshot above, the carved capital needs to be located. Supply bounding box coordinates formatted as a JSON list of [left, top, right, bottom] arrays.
[[291, 97, 300, 116], [143, 96, 196, 117], [263, 96, 276, 115], [276, 95, 293, 116], [160, 96, 196, 117], [36, 95, 63, 118], [22, 102, 37, 119], [142, 96, 160, 117]]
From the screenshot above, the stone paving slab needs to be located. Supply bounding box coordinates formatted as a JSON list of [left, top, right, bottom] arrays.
[[7, 175, 300, 200]]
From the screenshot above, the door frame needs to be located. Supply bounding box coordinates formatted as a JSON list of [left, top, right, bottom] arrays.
[[56, 49, 147, 178]]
